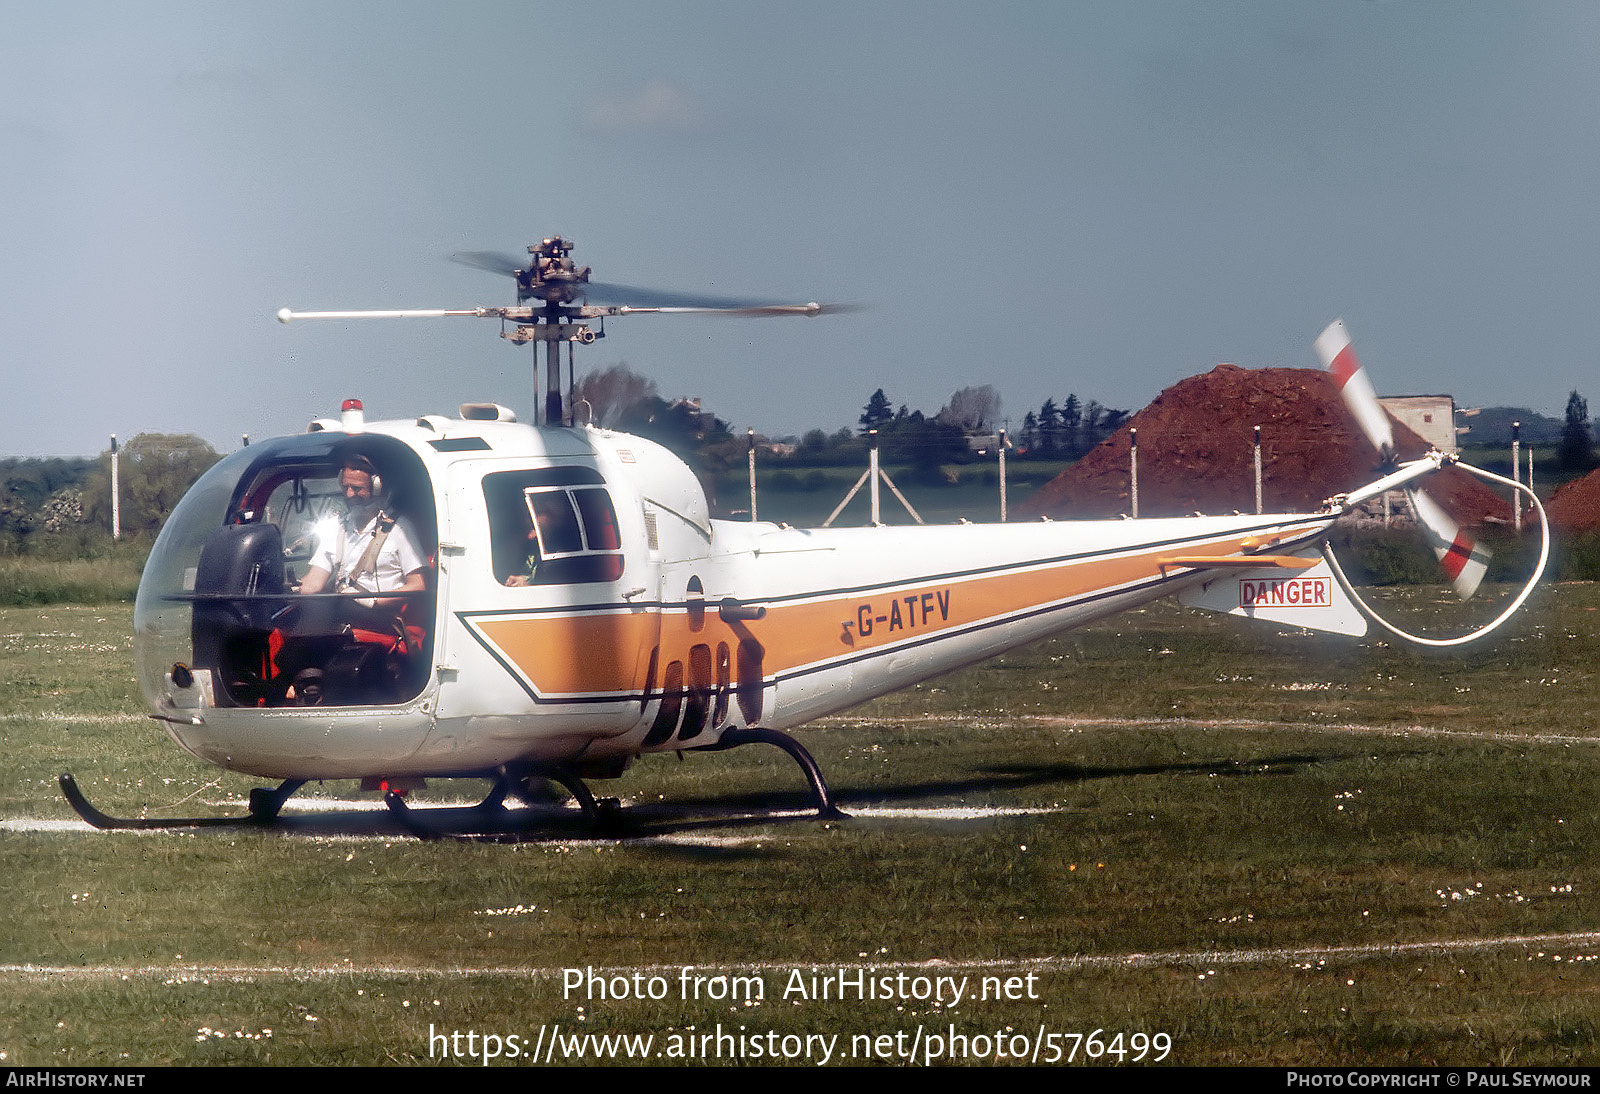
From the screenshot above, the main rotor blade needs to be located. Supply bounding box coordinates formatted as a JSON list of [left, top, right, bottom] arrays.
[[451, 251, 526, 277], [277, 307, 521, 322], [581, 280, 810, 310], [582, 302, 841, 318], [1314, 319, 1396, 464]]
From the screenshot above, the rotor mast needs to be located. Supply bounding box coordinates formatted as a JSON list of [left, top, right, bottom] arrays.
[[501, 315, 596, 425], [498, 236, 598, 426]]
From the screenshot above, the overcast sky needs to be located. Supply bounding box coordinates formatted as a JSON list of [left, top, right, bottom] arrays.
[[4, 1, 1598, 458]]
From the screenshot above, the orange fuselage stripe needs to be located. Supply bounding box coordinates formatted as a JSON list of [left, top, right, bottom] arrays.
[[470, 531, 1298, 698]]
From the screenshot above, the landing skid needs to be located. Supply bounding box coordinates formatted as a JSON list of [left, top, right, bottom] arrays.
[[59, 773, 307, 830], [382, 764, 612, 841], [703, 727, 848, 820], [58, 725, 844, 836], [379, 727, 846, 839]]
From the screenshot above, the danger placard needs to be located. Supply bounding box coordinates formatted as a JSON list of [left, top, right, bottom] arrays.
[[1238, 577, 1333, 609]]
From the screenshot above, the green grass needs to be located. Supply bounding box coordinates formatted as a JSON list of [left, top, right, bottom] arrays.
[[0, 556, 143, 605], [2, 590, 1600, 1065]]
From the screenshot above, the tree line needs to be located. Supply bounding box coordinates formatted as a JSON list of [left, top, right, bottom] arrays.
[[1018, 395, 1129, 460], [0, 434, 220, 557]]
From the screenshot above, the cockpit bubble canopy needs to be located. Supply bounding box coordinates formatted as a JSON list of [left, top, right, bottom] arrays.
[[134, 433, 437, 710]]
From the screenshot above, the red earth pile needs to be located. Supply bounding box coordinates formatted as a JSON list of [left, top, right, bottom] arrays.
[[1546, 470, 1600, 532], [1017, 364, 1511, 525]]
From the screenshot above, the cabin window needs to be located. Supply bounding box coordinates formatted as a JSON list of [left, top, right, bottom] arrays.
[[155, 434, 438, 710], [485, 469, 625, 585]]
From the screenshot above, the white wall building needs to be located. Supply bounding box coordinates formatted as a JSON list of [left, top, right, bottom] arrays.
[[1378, 395, 1457, 455]]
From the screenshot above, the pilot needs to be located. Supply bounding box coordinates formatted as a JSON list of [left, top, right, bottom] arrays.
[[299, 456, 428, 608]]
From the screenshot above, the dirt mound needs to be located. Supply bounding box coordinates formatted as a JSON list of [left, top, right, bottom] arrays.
[[1017, 364, 1511, 524], [1546, 470, 1600, 531]]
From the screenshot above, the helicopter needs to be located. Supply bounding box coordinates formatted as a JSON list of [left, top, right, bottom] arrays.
[[60, 238, 1549, 837]]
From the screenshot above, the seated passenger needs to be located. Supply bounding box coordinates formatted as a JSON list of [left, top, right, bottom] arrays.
[[299, 456, 427, 609], [500, 511, 540, 587], [499, 490, 579, 587]]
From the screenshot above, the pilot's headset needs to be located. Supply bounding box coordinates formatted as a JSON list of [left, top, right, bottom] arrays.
[[339, 454, 386, 516], [356, 456, 384, 498]]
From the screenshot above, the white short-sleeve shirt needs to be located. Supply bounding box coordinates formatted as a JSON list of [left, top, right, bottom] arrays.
[[310, 512, 427, 594]]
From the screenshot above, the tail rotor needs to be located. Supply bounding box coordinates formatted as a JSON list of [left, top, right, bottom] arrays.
[[1315, 319, 1489, 599], [1408, 483, 1492, 600]]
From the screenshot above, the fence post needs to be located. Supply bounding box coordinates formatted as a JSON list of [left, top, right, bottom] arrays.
[[998, 429, 1008, 523], [110, 435, 120, 542], [869, 429, 881, 525], [1129, 428, 1139, 519], [1253, 425, 1263, 514], [1526, 444, 1534, 525], [1512, 421, 1522, 534], [747, 429, 757, 522]]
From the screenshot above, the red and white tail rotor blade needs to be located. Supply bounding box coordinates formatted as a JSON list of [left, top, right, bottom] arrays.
[[1315, 319, 1395, 463], [1407, 485, 1491, 600], [1315, 319, 1489, 600]]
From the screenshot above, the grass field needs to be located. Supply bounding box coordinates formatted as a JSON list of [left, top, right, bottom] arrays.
[[1, 586, 1598, 1067]]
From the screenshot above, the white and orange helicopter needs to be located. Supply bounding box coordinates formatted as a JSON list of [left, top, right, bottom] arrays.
[[62, 238, 1549, 836]]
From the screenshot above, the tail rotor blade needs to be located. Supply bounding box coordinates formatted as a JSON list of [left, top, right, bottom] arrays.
[[1315, 320, 1489, 598], [1406, 485, 1491, 600], [1315, 319, 1396, 464]]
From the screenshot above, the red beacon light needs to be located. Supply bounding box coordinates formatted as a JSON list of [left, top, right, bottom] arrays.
[[340, 398, 365, 432]]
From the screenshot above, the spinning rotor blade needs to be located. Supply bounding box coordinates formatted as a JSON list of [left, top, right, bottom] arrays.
[[449, 257, 845, 314], [1408, 483, 1492, 600], [582, 281, 814, 311], [590, 302, 840, 318], [1314, 319, 1395, 464], [1315, 319, 1489, 600], [451, 251, 527, 277]]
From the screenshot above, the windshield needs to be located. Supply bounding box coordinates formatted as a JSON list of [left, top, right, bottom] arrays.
[[134, 432, 437, 710]]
